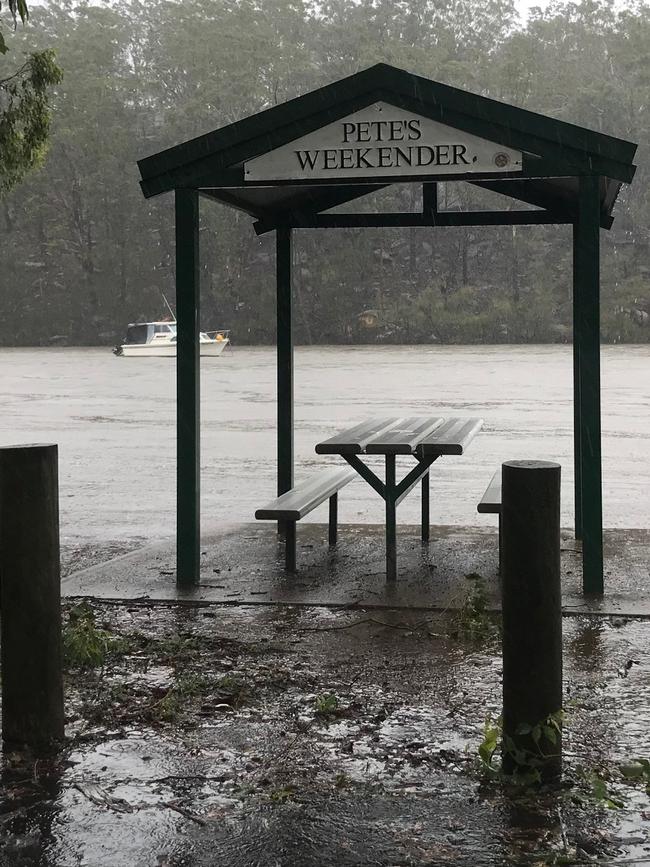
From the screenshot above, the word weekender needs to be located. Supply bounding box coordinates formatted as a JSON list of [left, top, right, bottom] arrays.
[[244, 106, 523, 180]]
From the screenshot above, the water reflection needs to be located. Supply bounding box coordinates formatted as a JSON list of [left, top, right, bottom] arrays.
[[1, 752, 63, 867], [567, 617, 606, 671]]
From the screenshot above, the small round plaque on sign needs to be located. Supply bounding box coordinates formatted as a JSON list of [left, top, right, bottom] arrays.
[[494, 152, 510, 168]]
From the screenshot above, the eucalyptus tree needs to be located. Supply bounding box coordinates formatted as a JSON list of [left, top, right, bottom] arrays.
[[0, 0, 62, 197]]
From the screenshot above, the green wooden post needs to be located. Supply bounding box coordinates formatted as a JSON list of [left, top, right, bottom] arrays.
[[572, 224, 583, 540], [175, 188, 200, 585], [276, 227, 294, 536], [0, 444, 64, 751], [575, 175, 604, 594], [501, 460, 563, 780]]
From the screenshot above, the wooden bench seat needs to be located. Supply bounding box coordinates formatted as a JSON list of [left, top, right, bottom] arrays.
[[416, 417, 484, 456], [478, 470, 502, 568], [255, 467, 356, 571], [477, 470, 501, 514]]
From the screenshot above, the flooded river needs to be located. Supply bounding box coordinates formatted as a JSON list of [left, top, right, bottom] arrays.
[[0, 345, 647, 542]]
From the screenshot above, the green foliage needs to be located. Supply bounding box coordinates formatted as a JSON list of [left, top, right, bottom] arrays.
[[214, 673, 249, 708], [478, 746, 648, 808], [1, 0, 62, 195], [0, 2, 29, 54], [0, 48, 62, 195], [314, 693, 339, 716], [152, 672, 249, 721], [601, 276, 650, 343], [452, 575, 499, 642], [478, 710, 564, 784], [478, 715, 501, 770], [268, 785, 295, 803], [62, 601, 130, 668], [583, 770, 626, 809], [152, 673, 214, 721], [0, 0, 648, 344]]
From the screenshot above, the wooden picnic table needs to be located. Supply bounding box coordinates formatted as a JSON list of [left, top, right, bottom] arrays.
[[316, 416, 483, 581]]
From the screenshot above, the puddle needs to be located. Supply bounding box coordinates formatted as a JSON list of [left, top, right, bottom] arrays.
[[2, 604, 650, 865]]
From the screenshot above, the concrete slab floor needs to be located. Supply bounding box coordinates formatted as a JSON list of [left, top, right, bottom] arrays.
[[63, 524, 650, 616]]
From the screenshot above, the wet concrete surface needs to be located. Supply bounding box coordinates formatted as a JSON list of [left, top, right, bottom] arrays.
[[2, 603, 650, 866], [63, 523, 650, 616]]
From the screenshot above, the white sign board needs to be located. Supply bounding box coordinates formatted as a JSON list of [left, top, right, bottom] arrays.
[[244, 102, 523, 182]]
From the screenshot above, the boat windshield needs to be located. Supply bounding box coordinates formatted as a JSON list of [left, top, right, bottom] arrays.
[[125, 324, 150, 345]]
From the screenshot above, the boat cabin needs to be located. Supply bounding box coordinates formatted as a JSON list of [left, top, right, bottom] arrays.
[[124, 322, 177, 345]]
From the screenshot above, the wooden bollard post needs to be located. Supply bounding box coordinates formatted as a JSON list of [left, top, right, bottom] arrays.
[[501, 460, 562, 780], [0, 444, 64, 751]]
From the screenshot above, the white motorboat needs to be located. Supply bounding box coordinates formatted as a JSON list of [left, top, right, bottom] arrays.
[[113, 321, 230, 357]]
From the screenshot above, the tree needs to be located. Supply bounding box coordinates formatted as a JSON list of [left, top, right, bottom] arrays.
[[0, 0, 647, 345], [0, 0, 28, 53], [0, 0, 62, 196]]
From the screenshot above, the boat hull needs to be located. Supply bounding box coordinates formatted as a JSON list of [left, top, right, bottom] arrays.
[[119, 339, 229, 358]]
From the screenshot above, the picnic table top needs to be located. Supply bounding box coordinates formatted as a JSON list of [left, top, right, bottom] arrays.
[[315, 415, 483, 457]]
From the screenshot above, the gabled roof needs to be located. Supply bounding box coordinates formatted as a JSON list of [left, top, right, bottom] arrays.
[[137, 63, 637, 228]]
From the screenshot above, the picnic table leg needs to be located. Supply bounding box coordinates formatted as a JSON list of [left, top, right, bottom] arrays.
[[498, 513, 503, 575], [421, 473, 430, 543], [386, 455, 397, 581], [285, 521, 296, 572], [328, 493, 338, 546]]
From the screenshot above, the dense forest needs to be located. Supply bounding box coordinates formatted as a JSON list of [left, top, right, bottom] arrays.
[[1, 0, 648, 346]]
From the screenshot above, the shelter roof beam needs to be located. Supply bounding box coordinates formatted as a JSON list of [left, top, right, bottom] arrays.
[[201, 182, 390, 221], [138, 64, 637, 195], [140, 90, 389, 198], [199, 187, 275, 220], [373, 89, 636, 184], [253, 209, 574, 235], [472, 179, 614, 230]]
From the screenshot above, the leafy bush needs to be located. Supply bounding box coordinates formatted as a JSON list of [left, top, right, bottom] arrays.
[[62, 602, 130, 668]]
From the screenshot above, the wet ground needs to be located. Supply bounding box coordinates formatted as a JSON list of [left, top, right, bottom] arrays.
[[1, 345, 648, 542], [62, 523, 650, 616], [2, 600, 650, 866]]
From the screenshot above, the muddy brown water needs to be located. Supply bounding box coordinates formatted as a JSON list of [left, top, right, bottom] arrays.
[[0, 345, 648, 544]]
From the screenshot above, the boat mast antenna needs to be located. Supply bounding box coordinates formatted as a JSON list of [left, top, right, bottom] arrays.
[[162, 293, 176, 320]]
